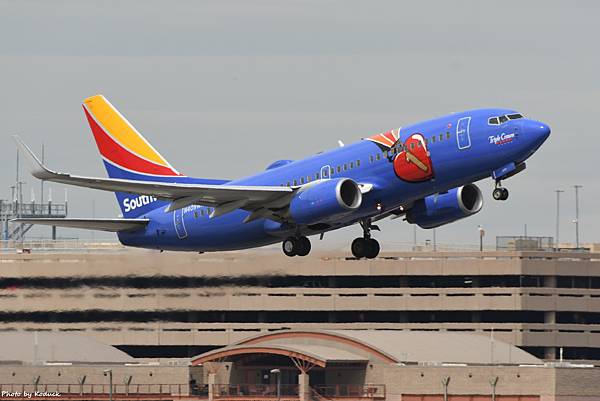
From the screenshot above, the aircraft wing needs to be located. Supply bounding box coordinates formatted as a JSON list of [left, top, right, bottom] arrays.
[[11, 218, 149, 232], [14, 136, 294, 214]]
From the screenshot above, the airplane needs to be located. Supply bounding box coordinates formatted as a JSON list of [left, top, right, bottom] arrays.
[[13, 95, 550, 258]]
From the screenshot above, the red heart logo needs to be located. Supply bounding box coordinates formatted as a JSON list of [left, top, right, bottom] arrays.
[[393, 133, 434, 182]]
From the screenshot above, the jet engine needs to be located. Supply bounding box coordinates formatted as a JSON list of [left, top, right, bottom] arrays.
[[406, 184, 483, 229], [288, 178, 362, 225]]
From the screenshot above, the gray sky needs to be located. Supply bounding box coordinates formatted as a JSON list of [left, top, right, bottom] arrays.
[[1, 0, 598, 248]]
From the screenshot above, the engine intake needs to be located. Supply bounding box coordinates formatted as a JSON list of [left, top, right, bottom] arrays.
[[288, 178, 362, 225], [406, 184, 483, 229]]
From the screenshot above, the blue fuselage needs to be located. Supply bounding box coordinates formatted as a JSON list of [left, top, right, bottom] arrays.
[[118, 108, 550, 251]]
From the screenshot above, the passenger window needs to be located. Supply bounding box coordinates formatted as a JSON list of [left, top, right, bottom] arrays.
[[330, 167, 334, 176], [369, 155, 374, 163], [287, 181, 291, 186], [356, 159, 361, 167], [417, 141, 422, 147], [439, 134, 443, 141], [499, 115, 508, 123], [431, 136, 436, 143], [306, 176, 310, 183], [488, 117, 499, 125], [337, 166, 341, 173], [293, 179, 297, 186], [343, 164, 348, 171], [350, 162, 354, 169], [446, 132, 451, 139], [315, 173, 320, 180], [376, 153, 381, 161], [301, 177, 305, 184], [194, 211, 198, 219], [410, 143, 415, 150]]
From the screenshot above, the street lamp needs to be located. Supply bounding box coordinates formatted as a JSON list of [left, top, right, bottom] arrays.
[[478, 225, 485, 252], [573, 185, 582, 249], [103, 369, 113, 401], [555, 190, 564, 251], [270, 369, 281, 401]]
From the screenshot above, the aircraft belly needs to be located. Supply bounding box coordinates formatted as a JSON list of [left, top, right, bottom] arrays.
[[120, 209, 276, 252]]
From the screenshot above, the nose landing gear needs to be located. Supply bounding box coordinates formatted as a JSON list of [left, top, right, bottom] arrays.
[[492, 182, 509, 201], [351, 219, 381, 259], [282, 236, 311, 257]]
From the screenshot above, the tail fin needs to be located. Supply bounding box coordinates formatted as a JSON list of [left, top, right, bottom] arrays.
[[82, 94, 179, 217]]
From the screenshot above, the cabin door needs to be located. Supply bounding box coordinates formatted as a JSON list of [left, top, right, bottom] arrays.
[[456, 116, 472, 150], [320, 165, 332, 180], [173, 209, 188, 239]]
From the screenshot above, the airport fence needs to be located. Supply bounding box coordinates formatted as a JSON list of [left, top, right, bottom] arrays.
[[0, 239, 125, 253]]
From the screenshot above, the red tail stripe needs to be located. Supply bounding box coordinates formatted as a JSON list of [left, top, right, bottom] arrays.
[[84, 108, 181, 176]]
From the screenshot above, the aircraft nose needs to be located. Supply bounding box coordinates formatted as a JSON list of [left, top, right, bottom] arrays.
[[523, 119, 551, 141]]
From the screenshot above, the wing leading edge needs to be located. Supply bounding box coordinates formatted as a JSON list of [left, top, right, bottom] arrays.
[[13, 136, 294, 216]]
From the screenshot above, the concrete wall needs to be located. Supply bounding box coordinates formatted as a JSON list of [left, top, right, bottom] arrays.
[[2, 250, 600, 361]]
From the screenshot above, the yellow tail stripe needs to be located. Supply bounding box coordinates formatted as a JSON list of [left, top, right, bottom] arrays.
[[83, 95, 169, 167]]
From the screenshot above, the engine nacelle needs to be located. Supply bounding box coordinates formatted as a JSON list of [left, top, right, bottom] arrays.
[[288, 178, 362, 225], [406, 184, 483, 229]]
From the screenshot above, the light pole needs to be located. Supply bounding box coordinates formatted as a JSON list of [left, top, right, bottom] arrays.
[[270, 369, 281, 401], [555, 190, 564, 251], [103, 369, 113, 401], [573, 185, 582, 249], [478, 225, 485, 252]]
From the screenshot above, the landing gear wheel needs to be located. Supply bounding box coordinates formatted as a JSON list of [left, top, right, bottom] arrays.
[[282, 236, 311, 257], [282, 237, 298, 257], [351, 238, 368, 258], [352, 218, 382, 259], [296, 236, 311, 257], [365, 239, 380, 259], [493, 187, 509, 201]]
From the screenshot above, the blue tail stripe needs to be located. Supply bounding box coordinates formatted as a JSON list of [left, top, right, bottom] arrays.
[[102, 161, 229, 218]]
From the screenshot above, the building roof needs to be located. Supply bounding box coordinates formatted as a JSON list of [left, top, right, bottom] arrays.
[[0, 332, 134, 364], [326, 330, 541, 365], [192, 329, 542, 366]]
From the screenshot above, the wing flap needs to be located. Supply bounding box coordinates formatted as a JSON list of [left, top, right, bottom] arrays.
[[11, 218, 149, 232]]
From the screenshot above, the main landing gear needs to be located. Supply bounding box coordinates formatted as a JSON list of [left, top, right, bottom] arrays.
[[282, 236, 311, 257], [351, 219, 380, 259], [492, 181, 509, 201]]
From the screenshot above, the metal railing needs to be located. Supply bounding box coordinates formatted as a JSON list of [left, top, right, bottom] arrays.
[[0, 383, 194, 399], [497, 236, 555, 251], [0, 202, 67, 217], [213, 384, 299, 398], [312, 385, 385, 399], [0, 239, 124, 253]]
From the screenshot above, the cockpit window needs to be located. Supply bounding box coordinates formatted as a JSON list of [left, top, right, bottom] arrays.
[[490, 113, 524, 125]]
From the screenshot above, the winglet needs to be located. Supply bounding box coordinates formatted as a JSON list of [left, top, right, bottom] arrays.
[[12, 135, 55, 180]]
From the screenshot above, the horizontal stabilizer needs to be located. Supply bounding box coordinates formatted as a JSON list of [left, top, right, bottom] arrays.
[[10, 218, 149, 232]]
